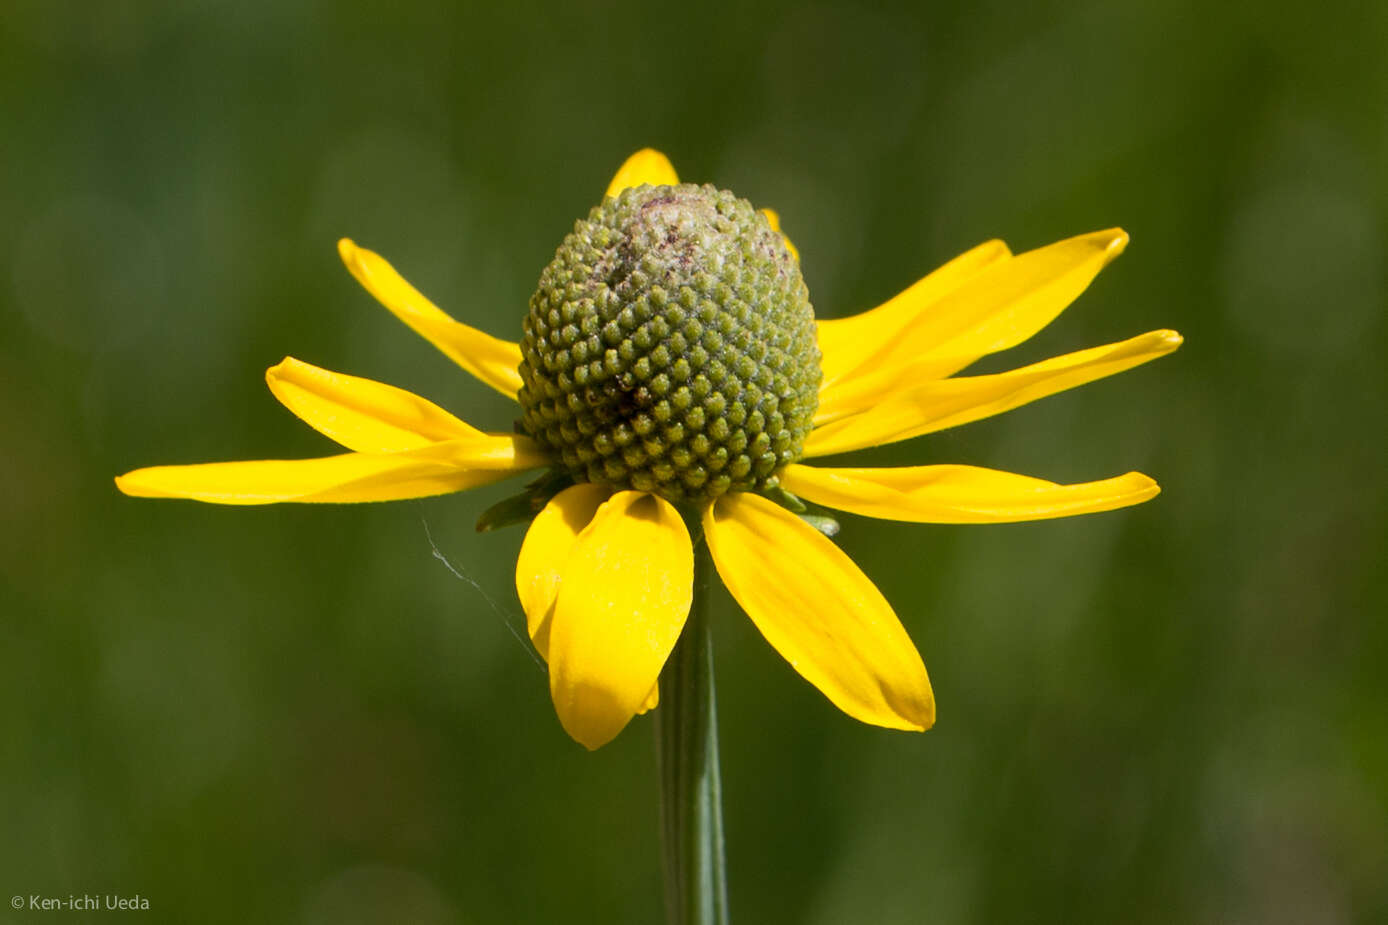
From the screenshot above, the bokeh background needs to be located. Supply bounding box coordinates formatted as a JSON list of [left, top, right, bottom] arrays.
[[3, 1, 1385, 922]]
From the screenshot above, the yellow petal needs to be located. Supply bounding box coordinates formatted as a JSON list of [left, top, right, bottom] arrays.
[[805, 329, 1182, 457], [703, 493, 933, 731], [266, 356, 482, 453], [604, 148, 679, 198], [817, 238, 1012, 386], [515, 483, 609, 659], [114, 437, 546, 505], [337, 239, 524, 399], [549, 491, 692, 749], [918, 228, 1130, 378], [781, 463, 1160, 523], [760, 208, 800, 262], [819, 229, 1129, 399]]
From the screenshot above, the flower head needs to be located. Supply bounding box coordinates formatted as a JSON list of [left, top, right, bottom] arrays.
[[518, 182, 819, 504], [116, 149, 1181, 749]]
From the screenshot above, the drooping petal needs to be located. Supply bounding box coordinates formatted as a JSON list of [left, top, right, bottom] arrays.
[[760, 208, 800, 262], [817, 238, 1012, 386], [266, 356, 482, 453], [805, 329, 1182, 457], [515, 483, 609, 659], [781, 463, 1160, 524], [818, 230, 1129, 401], [549, 491, 692, 749], [703, 493, 934, 731], [604, 148, 679, 198], [114, 437, 545, 506], [337, 239, 524, 399]]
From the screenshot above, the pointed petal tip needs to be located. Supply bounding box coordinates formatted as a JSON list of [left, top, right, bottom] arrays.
[[902, 705, 935, 733], [1126, 471, 1162, 499], [1091, 228, 1129, 265], [557, 697, 640, 749], [337, 237, 380, 277], [866, 692, 936, 733], [895, 678, 936, 731], [878, 684, 936, 732], [337, 237, 374, 280], [980, 237, 1012, 259], [264, 355, 295, 384], [113, 469, 168, 499], [570, 727, 614, 751], [552, 707, 613, 750], [552, 685, 643, 751], [1138, 329, 1183, 358]]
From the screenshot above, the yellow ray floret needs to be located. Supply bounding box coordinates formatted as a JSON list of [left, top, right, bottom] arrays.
[[516, 483, 611, 660], [337, 239, 524, 399], [703, 493, 935, 731], [806, 329, 1182, 456], [780, 464, 1159, 524], [266, 356, 484, 453], [817, 229, 1127, 397], [605, 148, 680, 198], [114, 436, 545, 505], [817, 237, 1011, 386], [548, 491, 692, 749]]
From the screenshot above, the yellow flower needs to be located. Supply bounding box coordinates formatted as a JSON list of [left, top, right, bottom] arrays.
[[116, 149, 1181, 750]]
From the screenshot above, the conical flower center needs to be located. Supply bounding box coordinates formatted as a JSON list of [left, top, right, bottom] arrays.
[[518, 183, 821, 506]]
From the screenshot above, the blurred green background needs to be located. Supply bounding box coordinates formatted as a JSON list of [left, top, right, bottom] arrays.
[[3, 0, 1385, 922]]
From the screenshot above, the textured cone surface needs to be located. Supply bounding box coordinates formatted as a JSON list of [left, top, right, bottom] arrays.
[[519, 183, 820, 505]]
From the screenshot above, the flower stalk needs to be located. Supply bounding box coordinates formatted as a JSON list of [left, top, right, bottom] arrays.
[[657, 538, 729, 925]]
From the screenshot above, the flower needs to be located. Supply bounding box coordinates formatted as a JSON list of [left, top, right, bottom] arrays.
[[116, 148, 1181, 749]]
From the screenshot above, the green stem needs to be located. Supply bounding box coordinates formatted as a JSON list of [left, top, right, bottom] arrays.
[[657, 541, 729, 925]]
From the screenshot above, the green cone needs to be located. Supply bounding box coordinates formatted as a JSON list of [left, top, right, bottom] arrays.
[[518, 183, 821, 506]]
